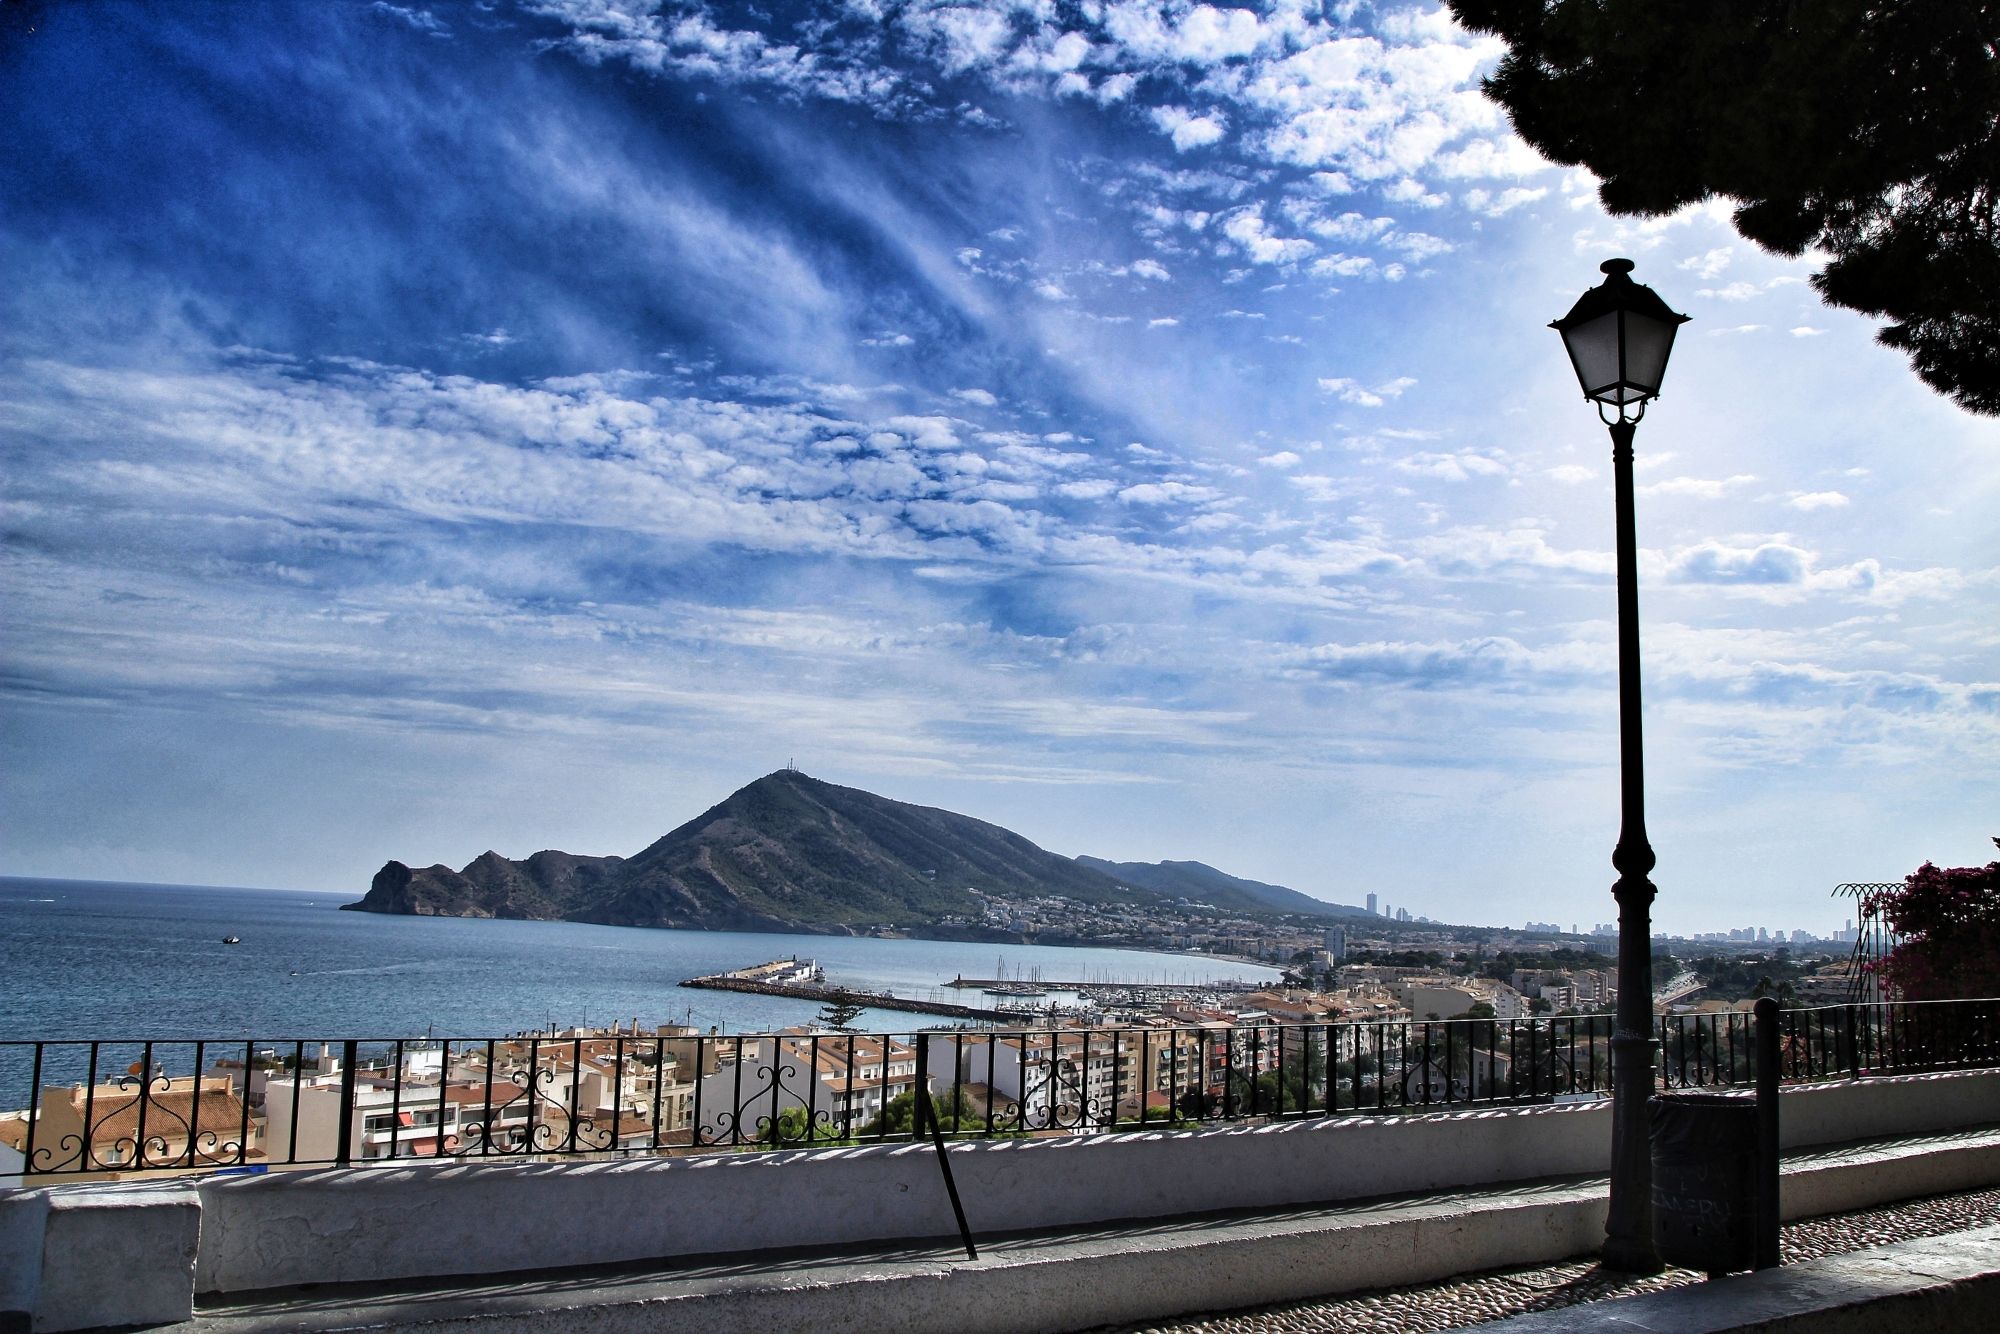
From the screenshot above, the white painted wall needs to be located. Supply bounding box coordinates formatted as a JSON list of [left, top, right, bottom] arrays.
[[3, 1067, 1997, 1331], [191, 1067, 2000, 1294]]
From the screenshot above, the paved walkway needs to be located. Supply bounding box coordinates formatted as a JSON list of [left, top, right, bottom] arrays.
[[1098, 1184, 2000, 1333]]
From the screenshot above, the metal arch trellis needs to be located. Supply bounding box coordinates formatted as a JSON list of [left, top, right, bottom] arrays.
[[1834, 882, 1905, 1005]]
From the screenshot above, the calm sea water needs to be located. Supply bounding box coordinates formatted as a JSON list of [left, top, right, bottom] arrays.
[[0, 876, 1276, 1047]]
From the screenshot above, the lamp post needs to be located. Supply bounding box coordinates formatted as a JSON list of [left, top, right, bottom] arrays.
[[1551, 257, 1690, 1275]]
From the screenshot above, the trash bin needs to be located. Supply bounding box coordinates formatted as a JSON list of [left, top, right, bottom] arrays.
[[1650, 1091, 1758, 1274]]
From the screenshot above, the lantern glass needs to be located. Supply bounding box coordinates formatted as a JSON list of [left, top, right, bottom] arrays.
[[1619, 310, 1679, 400], [1551, 259, 1689, 408], [1559, 310, 1625, 403]]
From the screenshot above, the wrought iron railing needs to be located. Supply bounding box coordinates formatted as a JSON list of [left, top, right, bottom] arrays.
[[3, 999, 1995, 1178]]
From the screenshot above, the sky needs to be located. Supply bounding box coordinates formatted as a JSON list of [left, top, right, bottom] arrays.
[[3, 1, 1995, 937]]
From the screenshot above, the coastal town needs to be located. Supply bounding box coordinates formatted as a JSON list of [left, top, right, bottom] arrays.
[[942, 888, 1858, 973], [0, 905, 1863, 1186]]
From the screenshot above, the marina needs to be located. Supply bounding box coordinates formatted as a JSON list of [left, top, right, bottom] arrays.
[[945, 974, 1260, 994], [678, 957, 1276, 1027], [679, 961, 1023, 1023]]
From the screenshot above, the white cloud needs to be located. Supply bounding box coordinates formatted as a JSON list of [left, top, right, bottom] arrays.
[[1220, 205, 1316, 264], [1118, 480, 1221, 506], [1666, 541, 1809, 586], [1789, 491, 1850, 511], [1383, 177, 1446, 208], [1129, 258, 1171, 281], [1318, 375, 1416, 407], [951, 388, 998, 407], [535, 0, 1546, 206], [1151, 105, 1228, 152], [1640, 474, 1758, 499], [370, 3, 449, 36], [1256, 450, 1301, 468], [1395, 450, 1510, 482], [1385, 231, 1453, 261], [1461, 186, 1547, 217], [1678, 246, 1733, 280]]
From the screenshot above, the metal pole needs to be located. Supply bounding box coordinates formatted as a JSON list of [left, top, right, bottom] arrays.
[[1603, 414, 1662, 1274], [1754, 997, 1781, 1269], [335, 1040, 359, 1168], [914, 1040, 977, 1260]]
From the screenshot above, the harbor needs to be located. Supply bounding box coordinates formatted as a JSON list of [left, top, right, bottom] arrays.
[[943, 974, 1261, 994], [679, 957, 1273, 1026], [680, 958, 1026, 1023]]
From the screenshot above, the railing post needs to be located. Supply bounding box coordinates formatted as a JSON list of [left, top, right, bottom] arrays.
[[335, 1040, 358, 1167], [23, 1042, 45, 1174], [1753, 998, 1781, 1270]]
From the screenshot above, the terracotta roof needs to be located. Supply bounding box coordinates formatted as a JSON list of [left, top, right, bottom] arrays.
[[72, 1088, 251, 1149]]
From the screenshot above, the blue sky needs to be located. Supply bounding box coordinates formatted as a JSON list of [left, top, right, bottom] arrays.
[[3, 1, 1995, 936]]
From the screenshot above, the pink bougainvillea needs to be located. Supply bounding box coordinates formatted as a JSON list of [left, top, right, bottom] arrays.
[[1872, 839, 2000, 1001]]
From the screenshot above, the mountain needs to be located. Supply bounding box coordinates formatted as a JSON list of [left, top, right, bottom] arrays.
[[347, 769, 1137, 933], [1075, 857, 1370, 919], [355, 849, 625, 921]]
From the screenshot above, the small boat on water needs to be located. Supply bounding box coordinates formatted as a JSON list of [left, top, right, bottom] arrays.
[[222, 936, 241, 945]]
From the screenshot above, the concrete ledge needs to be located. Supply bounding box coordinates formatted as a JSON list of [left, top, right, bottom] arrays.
[[36, 1182, 201, 1333], [190, 1069, 2000, 1296], [179, 1126, 2000, 1333], [1474, 1222, 2000, 1332], [9, 1069, 2000, 1332], [192, 1102, 1623, 1293], [1776, 1069, 2000, 1149], [185, 1179, 1620, 1333], [0, 1190, 51, 1332], [1783, 1126, 2000, 1221]]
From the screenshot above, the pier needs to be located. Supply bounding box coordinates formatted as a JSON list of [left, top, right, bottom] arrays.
[[680, 961, 1024, 1022], [680, 958, 1268, 1024], [944, 975, 1261, 993]]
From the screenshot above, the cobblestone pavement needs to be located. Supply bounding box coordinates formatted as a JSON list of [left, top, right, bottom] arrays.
[[1097, 1185, 2000, 1333]]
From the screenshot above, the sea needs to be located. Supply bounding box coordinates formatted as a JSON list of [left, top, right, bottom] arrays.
[[0, 876, 1279, 1099]]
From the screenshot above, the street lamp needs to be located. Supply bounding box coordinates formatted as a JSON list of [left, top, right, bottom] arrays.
[[1551, 257, 1689, 1275]]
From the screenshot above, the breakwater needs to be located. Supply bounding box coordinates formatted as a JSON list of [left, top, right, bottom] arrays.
[[943, 975, 1259, 993], [679, 972, 1022, 1023]]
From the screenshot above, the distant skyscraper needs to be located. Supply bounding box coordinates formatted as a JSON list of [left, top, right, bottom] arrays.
[[1367, 893, 1379, 915], [1323, 926, 1347, 961]]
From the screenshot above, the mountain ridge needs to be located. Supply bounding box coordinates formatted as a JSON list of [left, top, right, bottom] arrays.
[[346, 770, 1361, 935], [1073, 856, 1370, 920]]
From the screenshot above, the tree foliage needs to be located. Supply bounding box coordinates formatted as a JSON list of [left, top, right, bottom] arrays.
[[814, 997, 866, 1032], [755, 1104, 846, 1148], [1449, 1, 2000, 413], [858, 1086, 982, 1138], [1869, 840, 2000, 1000], [1474, 947, 1614, 980], [1686, 952, 1817, 1002]]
